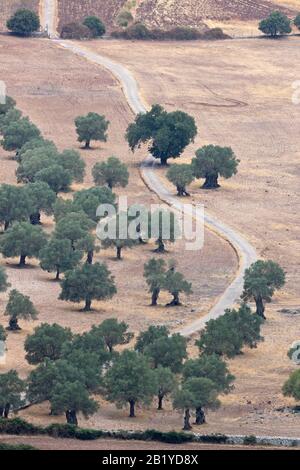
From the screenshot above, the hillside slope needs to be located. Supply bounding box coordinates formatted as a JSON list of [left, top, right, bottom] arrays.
[[135, 0, 295, 29], [0, 1, 297, 33]]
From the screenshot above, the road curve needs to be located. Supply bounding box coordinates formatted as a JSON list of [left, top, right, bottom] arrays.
[[41, 2, 257, 336]]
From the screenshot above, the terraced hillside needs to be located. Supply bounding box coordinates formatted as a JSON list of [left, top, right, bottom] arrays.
[[135, 0, 295, 29], [57, 0, 127, 31], [0, 0, 39, 31]]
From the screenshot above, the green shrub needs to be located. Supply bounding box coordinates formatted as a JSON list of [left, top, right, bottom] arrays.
[[202, 28, 230, 40], [243, 435, 258, 445], [143, 429, 194, 444], [0, 418, 43, 436], [199, 434, 228, 444], [60, 22, 93, 40], [46, 423, 78, 438], [0, 442, 38, 450], [111, 24, 229, 41], [83, 16, 106, 37], [7, 9, 40, 37]]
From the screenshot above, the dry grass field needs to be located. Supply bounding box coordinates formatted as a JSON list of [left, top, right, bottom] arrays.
[[0, 35, 237, 431], [77, 36, 300, 435]]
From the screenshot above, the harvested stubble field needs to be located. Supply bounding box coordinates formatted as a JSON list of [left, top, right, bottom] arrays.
[[79, 36, 300, 436], [0, 35, 236, 431]]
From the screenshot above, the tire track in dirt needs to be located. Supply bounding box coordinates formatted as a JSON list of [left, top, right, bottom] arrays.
[[40, 0, 257, 336]]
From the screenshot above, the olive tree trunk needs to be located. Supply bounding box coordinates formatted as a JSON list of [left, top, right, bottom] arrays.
[[19, 254, 27, 267], [8, 316, 21, 331], [183, 408, 192, 431], [195, 407, 206, 425], [167, 292, 181, 307], [66, 409, 78, 426], [129, 400, 135, 418], [151, 288, 160, 306], [83, 298, 92, 312], [202, 174, 220, 189], [255, 295, 266, 319]]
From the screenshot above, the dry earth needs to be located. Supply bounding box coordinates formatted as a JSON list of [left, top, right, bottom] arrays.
[[76, 36, 300, 436], [0, 34, 237, 431]]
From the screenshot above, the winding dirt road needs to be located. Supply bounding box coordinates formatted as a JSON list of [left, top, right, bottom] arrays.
[[40, 1, 257, 336]]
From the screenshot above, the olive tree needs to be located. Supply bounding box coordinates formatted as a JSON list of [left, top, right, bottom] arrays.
[[148, 209, 180, 253], [183, 354, 235, 424], [163, 261, 192, 306], [1, 117, 40, 153], [50, 381, 99, 426], [192, 145, 239, 189], [196, 304, 263, 358], [7, 9, 40, 36], [242, 260, 286, 319], [0, 370, 25, 418], [92, 156, 129, 189], [95, 318, 133, 353], [144, 333, 187, 373], [173, 378, 220, 430], [75, 113, 109, 149], [73, 186, 116, 223], [25, 323, 73, 364], [259, 11, 292, 37], [126, 104, 197, 165], [101, 212, 138, 260], [23, 181, 56, 225], [40, 238, 82, 280], [167, 164, 194, 196], [154, 366, 177, 410], [0, 221, 47, 266], [143, 258, 166, 306], [0, 184, 31, 230], [59, 262, 117, 311], [5, 289, 38, 331], [105, 350, 156, 418], [135, 325, 169, 353]]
